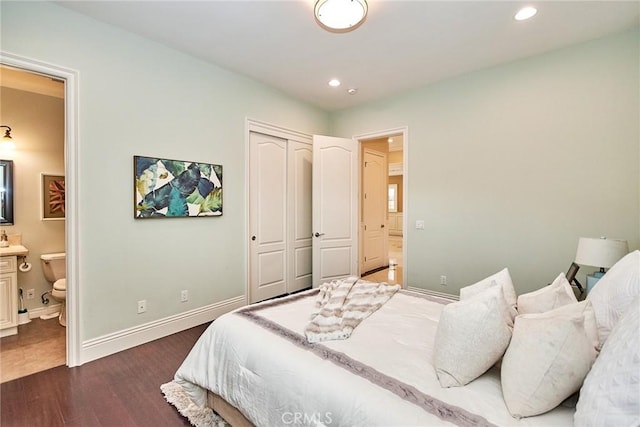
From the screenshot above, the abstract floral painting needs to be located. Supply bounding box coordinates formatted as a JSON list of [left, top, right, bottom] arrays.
[[41, 174, 65, 220], [134, 156, 223, 218]]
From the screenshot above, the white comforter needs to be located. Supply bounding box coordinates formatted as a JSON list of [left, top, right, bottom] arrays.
[[174, 290, 574, 426]]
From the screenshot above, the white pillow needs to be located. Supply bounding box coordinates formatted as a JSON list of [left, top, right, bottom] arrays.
[[587, 250, 639, 348], [574, 297, 640, 427], [501, 301, 598, 418], [460, 268, 517, 323], [517, 272, 577, 315], [434, 283, 512, 388]]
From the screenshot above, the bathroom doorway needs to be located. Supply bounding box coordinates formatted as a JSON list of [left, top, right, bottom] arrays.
[[0, 59, 77, 380]]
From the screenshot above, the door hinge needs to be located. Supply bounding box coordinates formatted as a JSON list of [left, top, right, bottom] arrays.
[[364, 225, 367, 230]]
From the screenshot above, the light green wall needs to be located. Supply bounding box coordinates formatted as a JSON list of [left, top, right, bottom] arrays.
[[331, 29, 640, 295], [1, 1, 330, 339], [2, 1, 638, 341]]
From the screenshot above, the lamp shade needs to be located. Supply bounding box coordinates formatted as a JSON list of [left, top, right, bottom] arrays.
[[575, 237, 629, 269]]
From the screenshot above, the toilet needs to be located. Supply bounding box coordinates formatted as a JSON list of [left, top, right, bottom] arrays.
[[40, 252, 66, 326]]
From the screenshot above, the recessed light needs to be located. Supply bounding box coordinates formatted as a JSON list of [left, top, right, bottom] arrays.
[[328, 79, 341, 87], [515, 6, 537, 21]]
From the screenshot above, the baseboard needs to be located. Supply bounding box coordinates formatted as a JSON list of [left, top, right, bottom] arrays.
[[28, 303, 62, 319], [80, 295, 246, 365], [407, 286, 459, 301]]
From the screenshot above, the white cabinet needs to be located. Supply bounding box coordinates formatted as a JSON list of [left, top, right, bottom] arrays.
[[388, 162, 403, 176], [0, 256, 18, 337], [388, 212, 403, 236]]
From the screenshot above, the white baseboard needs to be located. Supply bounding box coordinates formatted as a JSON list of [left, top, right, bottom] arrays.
[[407, 286, 459, 301], [80, 295, 246, 365], [28, 303, 63, 319]]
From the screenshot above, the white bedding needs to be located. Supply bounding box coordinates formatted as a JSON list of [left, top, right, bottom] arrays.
[[174, 289, 574, 426]]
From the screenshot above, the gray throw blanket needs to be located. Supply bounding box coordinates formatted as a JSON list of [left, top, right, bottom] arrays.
[[304, 276, 400, 343]]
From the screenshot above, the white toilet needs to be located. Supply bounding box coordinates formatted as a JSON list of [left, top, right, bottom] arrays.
[[40, 252, 66, 326]]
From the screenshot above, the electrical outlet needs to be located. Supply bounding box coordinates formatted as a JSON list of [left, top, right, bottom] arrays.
[[137, 299, 147, 314], [26, 289, 35, 299], [416, 220, 425, 230], [180, 290, 188, 302], [440, 275, 447, 286]]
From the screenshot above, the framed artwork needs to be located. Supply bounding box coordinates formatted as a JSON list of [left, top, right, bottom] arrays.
[[41, 173, 65, 220], [134, 156, 223, 219]]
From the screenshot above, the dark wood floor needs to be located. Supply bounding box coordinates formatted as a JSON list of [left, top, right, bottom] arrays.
[[1, 322, 210, 426]]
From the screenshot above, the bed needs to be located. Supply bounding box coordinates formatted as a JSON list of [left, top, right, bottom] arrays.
[[163, 250, 640, 427]]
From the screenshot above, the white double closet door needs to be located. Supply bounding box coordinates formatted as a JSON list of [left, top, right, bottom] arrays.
[[249, 129, 359, 303], [249, 131, 313, 303]]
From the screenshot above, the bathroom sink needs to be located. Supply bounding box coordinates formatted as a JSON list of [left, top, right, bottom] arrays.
[[0, 245, 29, 257]]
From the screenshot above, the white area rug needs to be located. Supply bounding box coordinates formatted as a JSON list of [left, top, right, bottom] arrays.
[[161, 381, 229, 427]]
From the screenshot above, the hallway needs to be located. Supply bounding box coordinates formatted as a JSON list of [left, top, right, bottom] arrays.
[[362, 235, 403, 285]]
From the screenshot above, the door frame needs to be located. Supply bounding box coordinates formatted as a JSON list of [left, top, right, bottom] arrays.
[[354, 126, 408, 287], [1, 52, 81, 366]]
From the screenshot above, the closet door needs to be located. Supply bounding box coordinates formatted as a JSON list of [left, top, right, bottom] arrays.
[[249, 132, 287, 302], [287, 140, 313, 292]]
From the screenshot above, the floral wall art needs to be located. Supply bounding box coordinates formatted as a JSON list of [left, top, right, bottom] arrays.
[[41, 173, 65, 220], [134, 156, 223, 218]]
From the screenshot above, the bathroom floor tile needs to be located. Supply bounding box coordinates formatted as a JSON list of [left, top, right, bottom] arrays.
[[0, 317, 66, 383]]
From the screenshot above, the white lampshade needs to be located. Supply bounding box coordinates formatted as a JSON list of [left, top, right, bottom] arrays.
[[314, 0, 368, 33], [575, 237, 629, 269]]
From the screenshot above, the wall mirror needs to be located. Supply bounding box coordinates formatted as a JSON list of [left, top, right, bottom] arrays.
[[0, 159, 14, 225]]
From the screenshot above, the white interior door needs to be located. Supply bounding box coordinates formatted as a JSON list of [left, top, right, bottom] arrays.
[[249, 132, 287, 302], [362, 148, 388, 273], [312, 135, 359, 288], [287, 139, 313, 292]]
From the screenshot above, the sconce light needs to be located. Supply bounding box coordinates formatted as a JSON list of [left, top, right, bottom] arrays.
[[314, 0, 368, 33], [0, 126, 15, 151]]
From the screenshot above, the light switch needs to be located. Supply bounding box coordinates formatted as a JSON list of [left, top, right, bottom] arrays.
[[416, 220, 425, 230]]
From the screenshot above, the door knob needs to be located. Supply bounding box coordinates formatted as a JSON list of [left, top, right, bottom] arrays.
[[251, 235, 256, 241], [381, 224, 385, 228], [314, 232, 325, 237]]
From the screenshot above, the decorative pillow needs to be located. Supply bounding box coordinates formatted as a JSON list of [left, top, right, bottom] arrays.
[[501, 301, 598, 418], [517, 272, 577, 315], [434, 283, 512, 387], [460, 268, 517, 323], [587, 250, 639, 348], [574, 297, 640, 426]]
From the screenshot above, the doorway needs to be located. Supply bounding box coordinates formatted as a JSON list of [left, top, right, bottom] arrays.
[[0, 65, 66, 381], [0, 52, 80, 368], [359, 131, 405, 286]]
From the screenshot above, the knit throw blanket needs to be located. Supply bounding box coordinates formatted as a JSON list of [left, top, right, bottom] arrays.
[[304, 277, 401, 343]]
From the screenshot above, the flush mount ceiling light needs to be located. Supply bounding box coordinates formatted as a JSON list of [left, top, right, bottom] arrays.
[[515, 6, 538, 21], [315, 0, 368, 33], [328, 78, 341, 87]]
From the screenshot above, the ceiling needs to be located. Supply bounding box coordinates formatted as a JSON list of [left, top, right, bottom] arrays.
[[56, 1, 639, 112]]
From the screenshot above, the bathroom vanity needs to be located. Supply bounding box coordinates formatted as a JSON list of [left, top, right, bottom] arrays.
[[0, 245, 28, 337]]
